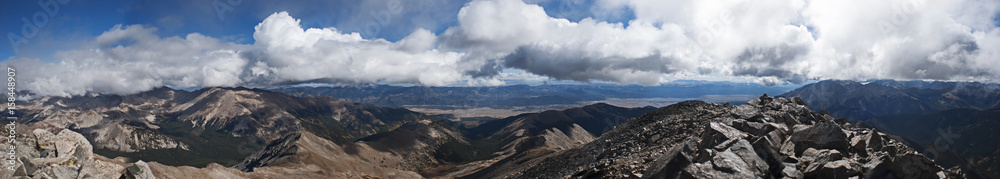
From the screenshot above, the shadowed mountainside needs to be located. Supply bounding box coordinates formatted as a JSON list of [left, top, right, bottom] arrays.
[[782, 80, 1000, 178], [468, 95, 965, 178]]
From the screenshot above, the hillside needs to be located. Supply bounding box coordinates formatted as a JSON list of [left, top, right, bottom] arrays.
[[782, 79, 1000, 178], [2, 87, 432, 167], [472, 95, 964, 178]]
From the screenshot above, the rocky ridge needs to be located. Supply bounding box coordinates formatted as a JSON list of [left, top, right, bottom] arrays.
[[487, 95, 964, 179]]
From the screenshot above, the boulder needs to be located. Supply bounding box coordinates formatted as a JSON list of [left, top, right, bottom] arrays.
[[52, 129, 94, 160], [792, 97, 807, 106], [645, 142, 694, 178], [849, 129, 884, 154], [126, 160, 156, 179], [681, 151, 756, 179], [78, 159, 126, 179], [728, 139, 769, 177], [33, 129, 57, 152], [799, 148, 844, 173], [781, 162, 802, 178], [31, 164, 79, 179], [699, 122, 747, 150], [790, 122, 849, 154], [805, 160, 860, 179], [891, 153, 944, 179], [731, 120, 774, 136]]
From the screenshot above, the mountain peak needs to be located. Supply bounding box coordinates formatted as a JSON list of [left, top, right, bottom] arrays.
[[483, 95, 963, 178]]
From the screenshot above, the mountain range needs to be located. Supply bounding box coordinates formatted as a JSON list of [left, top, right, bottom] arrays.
[[0, 87, 658, 178], [4, 87, 432, 168], [0, 82, 972, 178], [264, 81, 798, 109]]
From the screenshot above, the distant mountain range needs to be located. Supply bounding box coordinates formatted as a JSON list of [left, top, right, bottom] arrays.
[[263, 81, 799, 109], [782, 80, 1000, 178], [782, 80, 1000, 121]]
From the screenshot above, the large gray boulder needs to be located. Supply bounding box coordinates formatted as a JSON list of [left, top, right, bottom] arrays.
[[789, 122, 849, 155], [125, 160, 156, 179], [3, 128, 138, 179]]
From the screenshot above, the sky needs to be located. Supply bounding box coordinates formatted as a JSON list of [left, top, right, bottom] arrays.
[[0, 0, 998, 97]]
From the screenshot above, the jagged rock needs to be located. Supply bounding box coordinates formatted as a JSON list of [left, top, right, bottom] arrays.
[[727, 139, 769, 177], [52, 129, 93, 160], [77, 159, 126, 179], [751, 137, 784, 177], [32, 164, 79, 179], [792, 97, 807, 106], [682, 150, 756, 179], [498, 95, 962, 179], [782, 162, 802, 178], [863, 155, 894, 178], [807, 160, 860, 179], [891, 153, 944, 178], [789, 122, 849, 154], [732, 119, 775, 136], [33, 129, 57, 152], [760, 94, 775, 105], [234, 132, 301, 172], [849, 129, 884, 154], [125, 160, 156, 179], [13, 156, 37, 177], [799, 148, 845, 175], [3, 129, 140, 179], [699, 122, 747, 150], [645, 140, 695, 178], [775, 113, 800, 128]]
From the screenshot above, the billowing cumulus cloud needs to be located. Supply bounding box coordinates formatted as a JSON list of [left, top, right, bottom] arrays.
[[440, 0, 698, 84], [442, 0, 1000, 85], [4, 25, 252, 97], [248, 12, 469, 86], [3, 12, 475, 97], [3, 0, 1000, 97]]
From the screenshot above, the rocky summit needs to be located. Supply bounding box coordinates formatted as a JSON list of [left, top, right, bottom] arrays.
[[483, 95, 964, 179]]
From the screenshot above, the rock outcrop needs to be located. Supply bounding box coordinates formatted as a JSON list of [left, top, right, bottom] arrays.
[[783, 80, 1000, 178], [0, 125, 421, 179], [487, 95, 964, 179], [0, 128, 157, 179]]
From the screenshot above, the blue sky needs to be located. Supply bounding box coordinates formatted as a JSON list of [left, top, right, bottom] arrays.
[[2, 0, 631, 61]]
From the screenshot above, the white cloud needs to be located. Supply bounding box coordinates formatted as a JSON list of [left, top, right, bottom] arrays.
[[443, 0, 1000, 85], [4, 0, 1000, 97], [441, 0, 698, 85], [3, 12, 477, 97], [4, 24, 251, 97], [250, 12, 470, 86]]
